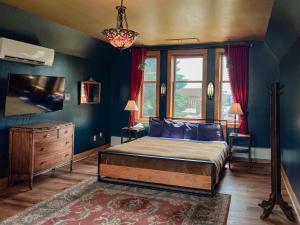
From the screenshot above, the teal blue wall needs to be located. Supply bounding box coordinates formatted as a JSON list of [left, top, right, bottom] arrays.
[[280, 39, 300, 201], [0, 3, 116, 178], [248, 42, 280, 147], [266, 0, 300, 202], [110, 43, 278, 148], [110, 49, 131, 136]]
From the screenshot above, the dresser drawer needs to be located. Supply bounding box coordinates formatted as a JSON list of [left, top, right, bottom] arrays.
[[34, 150, 72, 172], [34, 130, 58, 142], [59, 126, 73, 138], [35, 138, 72, 157]]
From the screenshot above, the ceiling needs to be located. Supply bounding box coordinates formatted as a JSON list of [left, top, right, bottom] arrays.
[[0, 0, 274, 46]]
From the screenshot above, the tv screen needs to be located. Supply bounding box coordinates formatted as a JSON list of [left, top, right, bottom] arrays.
[[5, 74, 65, 117]]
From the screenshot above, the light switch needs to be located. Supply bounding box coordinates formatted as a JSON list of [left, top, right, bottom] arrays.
[[65, 93, 71, 101]]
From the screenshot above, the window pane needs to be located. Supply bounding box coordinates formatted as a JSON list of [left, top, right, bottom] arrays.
[[142, 83, 156, 117], [144, 58, 157, 81], [221, 82, 234, 120], [175, 57, 203, 81], [222, 55, 230, 81], [174, 82, 202, 119]]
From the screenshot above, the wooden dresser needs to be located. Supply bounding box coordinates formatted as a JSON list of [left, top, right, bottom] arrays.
[[9, 121, 74, 189]]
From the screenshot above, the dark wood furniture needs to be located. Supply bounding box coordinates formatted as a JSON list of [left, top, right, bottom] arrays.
[[99, 119, 228, 197], [9, 121, 74, 189], [228, 132, 252, 168], [121, 127, 144, 144], [259, 82, 295, 221]]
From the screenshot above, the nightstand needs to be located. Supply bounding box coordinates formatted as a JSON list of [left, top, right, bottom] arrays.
[[228, 132, 252, 168], [121, 127, 145, 144]]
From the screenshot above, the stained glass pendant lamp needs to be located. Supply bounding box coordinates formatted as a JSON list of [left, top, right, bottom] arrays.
[[102, 0, 139, 49]]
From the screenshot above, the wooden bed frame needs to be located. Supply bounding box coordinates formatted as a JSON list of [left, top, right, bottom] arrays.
[[98, 119, 228, 197]]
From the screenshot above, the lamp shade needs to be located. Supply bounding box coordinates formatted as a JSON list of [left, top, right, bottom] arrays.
[[102, 1, 139, 49], [124, 100, 138, 111], [102, 28, 139, 49], [229, 103, 243, 115]]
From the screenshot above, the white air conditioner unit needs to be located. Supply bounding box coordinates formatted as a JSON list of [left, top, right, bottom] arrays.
[[0, 38, 55, 66]]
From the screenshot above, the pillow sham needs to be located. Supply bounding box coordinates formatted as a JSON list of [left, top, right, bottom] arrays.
[[161, 119, 184, 139], [148, 117, 163, 137], [197, 123, 224, 141], [183, 122, 198, 140]]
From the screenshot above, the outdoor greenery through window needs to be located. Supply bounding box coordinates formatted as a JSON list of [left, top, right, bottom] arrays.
[[215, 49, 235, 123], [167, 50, 207, 119], [138, 52, 160, 121], [174, 57, 203, 118], [220, 55, 234, 121]]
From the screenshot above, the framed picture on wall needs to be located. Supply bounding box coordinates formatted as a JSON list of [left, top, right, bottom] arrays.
[[79, 78, 101, 104]]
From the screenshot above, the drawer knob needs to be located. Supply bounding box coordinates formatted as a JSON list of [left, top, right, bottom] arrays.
[[40, 148, 45, 152], [40, 161, 46, 166], [65, 130, 68, 134], [66, 141, 70, 144], [65, 153, 69, 157], [44, 134, 50, 138]]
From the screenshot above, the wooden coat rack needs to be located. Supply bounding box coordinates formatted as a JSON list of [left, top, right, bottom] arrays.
[[259, 82, 295, 221]]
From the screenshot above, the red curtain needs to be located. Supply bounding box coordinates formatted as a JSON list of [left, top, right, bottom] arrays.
[[84, 83, 91, 102], [130, 47, 146, 124], [225, 45, 249, 134]]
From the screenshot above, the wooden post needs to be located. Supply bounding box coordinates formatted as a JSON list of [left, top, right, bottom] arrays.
[[259, 82, 295, 221]]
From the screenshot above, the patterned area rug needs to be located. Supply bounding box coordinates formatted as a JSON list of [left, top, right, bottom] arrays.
[[1, 177, 231, 225]]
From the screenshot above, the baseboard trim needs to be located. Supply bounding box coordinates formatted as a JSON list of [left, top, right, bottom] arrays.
[[73, 144, 110, 162], [0, 177, 8, 191], [282, 165, 300, 222]]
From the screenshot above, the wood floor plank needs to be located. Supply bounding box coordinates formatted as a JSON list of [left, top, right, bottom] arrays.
[[0, 157, 298, 225]]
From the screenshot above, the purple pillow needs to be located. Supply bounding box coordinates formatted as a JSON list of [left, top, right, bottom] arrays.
[[183, 122, 198, 140], [161, 119, 184, 139], [198, 123, 224, 141], [148, 117, 163, 137]]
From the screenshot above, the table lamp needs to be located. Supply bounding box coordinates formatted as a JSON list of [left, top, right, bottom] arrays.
[[124, 100, 138, 128], [229, 102, 243, 134]]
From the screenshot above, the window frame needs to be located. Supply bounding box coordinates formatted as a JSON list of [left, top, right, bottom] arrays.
[[214, 48, 239, 127], [167, 49, 208, 120], [137, 51, 160, 123]]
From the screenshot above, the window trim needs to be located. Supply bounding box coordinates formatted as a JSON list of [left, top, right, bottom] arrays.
[[137, 51, 160, 123], [214, 48, 239, 128], [167, 49, 208, 119]]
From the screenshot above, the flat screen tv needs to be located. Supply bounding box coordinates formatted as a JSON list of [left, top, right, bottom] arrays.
[[5, 74, 65, 117]]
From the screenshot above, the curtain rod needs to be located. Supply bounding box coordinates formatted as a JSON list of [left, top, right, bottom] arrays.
[[135, 41, 254, 51]]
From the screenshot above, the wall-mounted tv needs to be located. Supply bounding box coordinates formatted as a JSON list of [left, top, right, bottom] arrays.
[[5, 74, 65, 117]]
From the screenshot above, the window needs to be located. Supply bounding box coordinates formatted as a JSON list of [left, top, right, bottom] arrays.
[[137, 51, 160, 122], [167, 50, 208, 119], [215, 49, 235, 123]]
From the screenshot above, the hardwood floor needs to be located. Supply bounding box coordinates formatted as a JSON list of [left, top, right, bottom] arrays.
[[0, 156, 298, 225], [219, 162, 297, 225]]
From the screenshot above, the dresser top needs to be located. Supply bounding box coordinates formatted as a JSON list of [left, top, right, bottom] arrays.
[[12, 121, 73, 130]]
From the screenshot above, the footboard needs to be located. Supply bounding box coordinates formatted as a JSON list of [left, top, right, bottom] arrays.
[[98, 151, 217, 196]]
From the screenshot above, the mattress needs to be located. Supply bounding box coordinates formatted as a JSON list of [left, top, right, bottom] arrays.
[[101, 137, 228, 182]]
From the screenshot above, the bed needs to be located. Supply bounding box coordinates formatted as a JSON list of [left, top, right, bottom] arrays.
[[98, 119, 228, 196]]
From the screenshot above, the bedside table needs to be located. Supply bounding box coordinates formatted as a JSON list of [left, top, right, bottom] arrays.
[[121, 127, 145, 144], [228, 132, 252, 168]]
